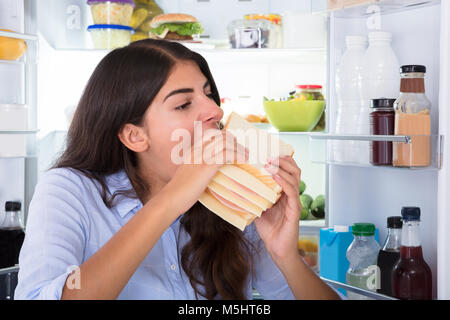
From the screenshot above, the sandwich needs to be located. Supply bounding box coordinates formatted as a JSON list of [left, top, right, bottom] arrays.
[[149, 13, 203, 41], [198, 112, 295, 231]]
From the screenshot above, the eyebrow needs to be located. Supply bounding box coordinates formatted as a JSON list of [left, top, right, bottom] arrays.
[[163, 81, 211, 102]]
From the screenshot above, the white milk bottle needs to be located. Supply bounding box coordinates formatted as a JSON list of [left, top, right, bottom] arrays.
[[334, 36, 367, 163], [359, 31, 400, 164]]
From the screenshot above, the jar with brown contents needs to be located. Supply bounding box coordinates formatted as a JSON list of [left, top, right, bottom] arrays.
[[393, 65, 431, 167], [370, 98, 396, 166]]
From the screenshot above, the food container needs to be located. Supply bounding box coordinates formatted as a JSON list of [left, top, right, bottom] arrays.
[[295, 85, 325, 101], [87, 0, 135, 26], [87, 24, 133, 49], [0, 29, 27, 60], [227, 19, 275, 49], [298, 231, 319, 272], [263, 98, 325, 131], [244, 14, 282, 48]]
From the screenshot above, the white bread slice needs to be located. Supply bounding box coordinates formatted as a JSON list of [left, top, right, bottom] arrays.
[[199, 190, 253, 231], [207, 180, 264, 217]]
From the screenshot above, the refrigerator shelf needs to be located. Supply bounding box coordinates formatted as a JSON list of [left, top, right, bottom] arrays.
[[320, 277, 397, 300], [308, 134, 443, 170], [330, 0, 440, 18], [299, 219, 326, 228], [0, 30, 38, 42], [0, 130, 38, 134]]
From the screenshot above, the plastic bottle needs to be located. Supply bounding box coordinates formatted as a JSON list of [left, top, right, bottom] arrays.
[[377, 216, 402, 296], [392, 207, 432, 300], [334, 35, 367, 163], [359, 31, 400, 164], [346, 223, 380, 300], [0, 201, 25, 268]]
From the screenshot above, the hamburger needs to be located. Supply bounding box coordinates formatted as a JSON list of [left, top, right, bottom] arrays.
[[149, 13, 203, 41], [198, 112, 295, 231]]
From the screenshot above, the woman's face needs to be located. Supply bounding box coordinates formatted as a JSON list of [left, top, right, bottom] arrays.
[[141, 60, 224, 183]]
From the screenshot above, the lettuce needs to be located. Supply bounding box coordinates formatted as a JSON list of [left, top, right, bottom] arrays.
[[151, 22, 204, 36]]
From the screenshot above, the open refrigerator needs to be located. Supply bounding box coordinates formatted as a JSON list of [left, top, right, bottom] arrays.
[[0, 0, 449, 300]]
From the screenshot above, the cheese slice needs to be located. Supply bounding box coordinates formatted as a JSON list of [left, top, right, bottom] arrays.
[[207, 181, 264, 217], [219, 165, 278, 203], [212, 171, 271, 210], [199, 190, 253, 231]]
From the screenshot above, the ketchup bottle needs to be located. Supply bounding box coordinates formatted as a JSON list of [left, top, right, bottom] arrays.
[[391, 207, 432, 300]]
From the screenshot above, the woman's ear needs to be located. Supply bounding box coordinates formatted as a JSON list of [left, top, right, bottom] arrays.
[[118, 123, 150, 153]]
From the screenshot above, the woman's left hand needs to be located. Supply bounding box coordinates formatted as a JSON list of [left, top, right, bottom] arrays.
[[254, 156, 302, 266]]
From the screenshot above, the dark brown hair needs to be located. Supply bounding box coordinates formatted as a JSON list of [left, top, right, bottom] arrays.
[[54, 39, 255, 300]]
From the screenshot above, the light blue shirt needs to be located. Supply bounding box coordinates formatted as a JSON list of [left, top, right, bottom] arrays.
[[14, 167, 295, 300]]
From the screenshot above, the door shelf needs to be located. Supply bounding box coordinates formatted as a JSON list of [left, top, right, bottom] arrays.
[[320, 277, 397, 300], [308, 133, 443, 170], [329, 0, 441, 18]]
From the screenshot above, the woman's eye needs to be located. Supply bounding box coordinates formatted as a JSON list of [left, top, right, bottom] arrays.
[[175, 102, 190, 110], [207, 92, 215, 99]]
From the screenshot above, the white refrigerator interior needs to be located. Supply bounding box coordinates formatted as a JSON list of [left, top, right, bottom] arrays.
[[1, 0, 449, 300]]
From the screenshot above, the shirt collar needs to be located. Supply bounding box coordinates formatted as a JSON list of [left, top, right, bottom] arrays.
[[104, 169, 142, 218]]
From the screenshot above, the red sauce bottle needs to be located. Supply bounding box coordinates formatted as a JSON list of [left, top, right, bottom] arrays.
[[391, 207, 432, 300], [369, 98, 396, 166]]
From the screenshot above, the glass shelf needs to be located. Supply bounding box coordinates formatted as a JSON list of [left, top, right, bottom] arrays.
[[309, 133, 442, 170], [300, 219, 326, 228], [320, 277, 397, 300], [0, 130, 39, 134], [330, 0, 441, 18], [0, 30, 38, 42]]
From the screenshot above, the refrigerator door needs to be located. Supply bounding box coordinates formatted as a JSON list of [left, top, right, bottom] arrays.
[[327, 1, 443, 298]]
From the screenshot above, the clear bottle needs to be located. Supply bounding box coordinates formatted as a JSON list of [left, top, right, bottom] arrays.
[[346, 223, 380, 300], [393, 65, 432, 167], [0, 201, 25, 268], [359, 31, 400, 164], [334, 35, 367, 163], [377, 216, 402, 296], [392, 207, 432, 300]]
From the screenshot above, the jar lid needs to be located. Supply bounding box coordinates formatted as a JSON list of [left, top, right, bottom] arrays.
[[401, 207, 421, 221], [401, 65, 426, 74], [370, 98, 396, 109], [296, 85, 322, 89], [387, 216, 403, 229], [352, 223, 375, 236], [5, 201, 21, 212], [87, 0, 136, 7], [87, 24, 134, 31]]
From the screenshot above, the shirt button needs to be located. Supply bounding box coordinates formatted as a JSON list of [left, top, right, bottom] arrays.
[[170, 264, 176, 271]]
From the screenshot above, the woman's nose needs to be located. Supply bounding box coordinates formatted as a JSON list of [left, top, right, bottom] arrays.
[[199, 98, 223, 125]]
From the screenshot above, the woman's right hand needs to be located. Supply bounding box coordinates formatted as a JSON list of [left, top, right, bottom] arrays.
[[155, 129, 249, 218]]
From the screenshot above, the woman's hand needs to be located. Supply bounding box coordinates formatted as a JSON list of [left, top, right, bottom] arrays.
[[254, 156, 302, 267], [157, 129, 248, 219]]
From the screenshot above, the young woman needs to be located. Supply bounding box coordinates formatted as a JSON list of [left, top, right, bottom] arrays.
[[15, 39, 340, 300]]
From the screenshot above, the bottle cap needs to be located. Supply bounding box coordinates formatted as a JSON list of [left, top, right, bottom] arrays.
[[370, 98, 396, 109], [5, 201, 21, 212], [400, 65, 426, 74], [387, 216, 403, 228], [352, 223, 375, 236], [401, 207, 421, 221]]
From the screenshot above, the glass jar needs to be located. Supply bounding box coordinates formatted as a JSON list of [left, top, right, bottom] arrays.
[[393, 65, 431, 167], [294, 85, 324, 101], [132, 0, 164, 34], [369, 98, 396, 166], [244, 13, 282, 48]]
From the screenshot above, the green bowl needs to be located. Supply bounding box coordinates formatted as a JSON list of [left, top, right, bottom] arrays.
[[263, 99, 325, 132]]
